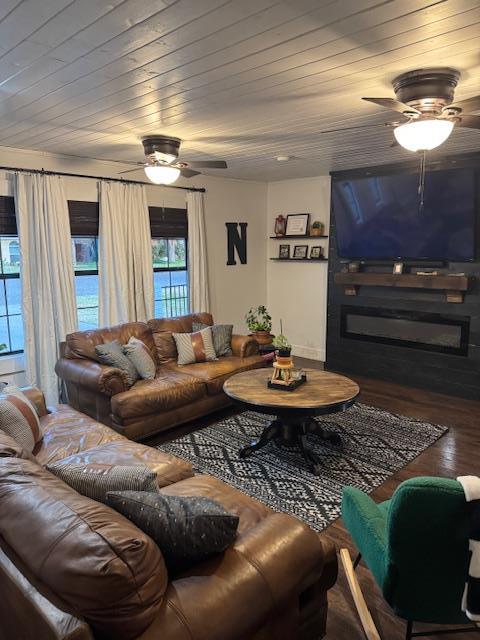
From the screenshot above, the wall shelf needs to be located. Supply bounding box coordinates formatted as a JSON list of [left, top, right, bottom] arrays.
[[334, 272, 471, 303], [270, 258, 328, 262], [269, 235, 328, 239]]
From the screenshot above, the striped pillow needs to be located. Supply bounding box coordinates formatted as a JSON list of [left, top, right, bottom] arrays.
[[123, 337, 156, 380], [46, 463, 159, 503], [192, 322, 233, 357], [0, 386, 41, 453], [173, 327, 217, 365]]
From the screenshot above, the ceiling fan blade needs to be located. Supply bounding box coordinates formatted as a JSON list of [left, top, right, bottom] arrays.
[[181, 160, 227, 169], [448, 95, 480, 114], [362, 97, 420, 115], [456, 114, 480, 129], [179, 168, 201, 178], [118, 166, 145, 174]]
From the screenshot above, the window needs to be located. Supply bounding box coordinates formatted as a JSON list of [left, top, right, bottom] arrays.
[[72, 237, 99, 330], [152, 238, 189, 318], [0, 236, 23, 354]]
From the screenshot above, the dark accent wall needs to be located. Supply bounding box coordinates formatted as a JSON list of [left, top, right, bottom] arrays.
[[326, 152, 480, 400]]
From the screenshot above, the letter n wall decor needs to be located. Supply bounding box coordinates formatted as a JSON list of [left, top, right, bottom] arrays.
[[226, 222, 247, 265]]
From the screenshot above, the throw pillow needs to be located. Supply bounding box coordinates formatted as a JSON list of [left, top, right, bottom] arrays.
[[172, 327, 217, 365], [106, 491, 239, 570], [46, 463, 159, 503], [123, 337, 156, 380], [95, 340, 139, 387], [192, 322, 233, 357], [0, 386, 42, 453]]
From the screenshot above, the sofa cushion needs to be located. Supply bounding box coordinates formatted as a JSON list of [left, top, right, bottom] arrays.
[[40, 439, 193, 488], [47, 462, 159, 503], [0, 429, 35, 461], [111, 369, 206, 419], [151, 330, 177, 364], [34, 404, 125, 466], [173, 327, 217, 365], [0, 456, 167, 640], [0, 386, 43, 452], [193, 322, 233, 357], [66, 322, 157, 365], [106, 491, 239, 571], [123, 336, 156, 380], [95, 339, 140, 386], [170, 355, 265, 396], [148, 313, 213, 335]]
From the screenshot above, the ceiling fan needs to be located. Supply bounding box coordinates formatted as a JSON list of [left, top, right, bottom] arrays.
[[322, 68, 480, 151], [119, 135, 228, 184]]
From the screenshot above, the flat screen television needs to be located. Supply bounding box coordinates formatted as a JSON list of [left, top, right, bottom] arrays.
[[332, 167, 477, 261]]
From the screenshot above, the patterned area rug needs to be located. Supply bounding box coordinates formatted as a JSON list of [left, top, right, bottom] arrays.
[[157, 405, 447, 531]]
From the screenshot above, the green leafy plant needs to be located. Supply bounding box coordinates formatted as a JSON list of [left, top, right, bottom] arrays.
[[245, 305, 272, 332], [0, 344, 6, 352], [312, 220, 322, 228], [272, 334, 291, 350]]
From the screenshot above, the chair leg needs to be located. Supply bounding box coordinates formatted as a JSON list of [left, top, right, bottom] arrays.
[[353, 553, 362, 570], [405, 621, 413, 640]]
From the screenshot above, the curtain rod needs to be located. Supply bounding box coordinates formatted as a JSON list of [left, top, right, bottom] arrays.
[[0, 164, 206, 192]]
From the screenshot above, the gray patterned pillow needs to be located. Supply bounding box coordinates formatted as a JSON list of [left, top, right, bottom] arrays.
[[106, 491, 239, 571], [172, 327, 217, 365], [192, 322, 233, 357], [46, 462, 159, 503], [95, 340, 139, 386], [123, 337, 156, 380]]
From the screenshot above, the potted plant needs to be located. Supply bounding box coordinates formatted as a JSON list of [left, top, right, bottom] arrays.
[[310, 220, 325, 236], [272, 333, 291, 357], [245, 305, 273, 345]]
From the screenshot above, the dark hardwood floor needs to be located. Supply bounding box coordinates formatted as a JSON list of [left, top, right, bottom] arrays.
[[148, 359, 480, 640]]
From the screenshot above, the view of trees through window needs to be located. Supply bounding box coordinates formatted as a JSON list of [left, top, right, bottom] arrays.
[[0, 233, 189, 356], [153, 238, 189, 317], [72, 237, 99, 331], [0, 236, 22, 354]]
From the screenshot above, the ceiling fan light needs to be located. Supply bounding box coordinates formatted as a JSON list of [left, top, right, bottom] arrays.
[[393, 119, 454, 151], [144, 165, 180, 185]]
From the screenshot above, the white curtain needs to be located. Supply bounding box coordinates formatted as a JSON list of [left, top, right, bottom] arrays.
[[187, 191, 210, 313], [14, 173, 78, 405], [98, 181, 153, 326]]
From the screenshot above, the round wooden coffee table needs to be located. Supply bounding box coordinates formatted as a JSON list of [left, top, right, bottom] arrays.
[[223, 368, 359, 475]]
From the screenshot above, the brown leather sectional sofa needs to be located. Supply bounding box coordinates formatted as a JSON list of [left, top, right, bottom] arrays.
[[0, 388, 338, 640], [55, 313, 265, 441]]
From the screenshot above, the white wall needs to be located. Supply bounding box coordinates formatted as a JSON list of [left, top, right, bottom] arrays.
[[0, 146, 267, 383], [266, 177, 331, 361]]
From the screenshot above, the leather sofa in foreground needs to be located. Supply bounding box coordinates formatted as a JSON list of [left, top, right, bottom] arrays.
[[0, 388, 337, 640], [55, 313, 265, 441]]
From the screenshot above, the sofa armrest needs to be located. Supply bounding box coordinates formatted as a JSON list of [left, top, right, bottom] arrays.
[[55, 358, 129, 397], [20, 386, 48, 417], [231, 334, 259, 358]]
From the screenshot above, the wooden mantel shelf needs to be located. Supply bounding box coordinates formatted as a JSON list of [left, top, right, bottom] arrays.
[[334, 272, 471, 303]]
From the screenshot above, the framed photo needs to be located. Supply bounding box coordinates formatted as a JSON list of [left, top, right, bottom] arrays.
[[293, 245, 308, 259], [285, 213, 310, 237], [310, 246, 323, 260], [278, 244, 290, 259], [393, 262, 404, 274]]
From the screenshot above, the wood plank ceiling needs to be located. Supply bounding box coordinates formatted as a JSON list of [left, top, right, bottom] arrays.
[[0, 0, 479, 181]]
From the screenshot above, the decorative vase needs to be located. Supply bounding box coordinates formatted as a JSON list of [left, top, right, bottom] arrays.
[[277, 348, 292, 357], [310, 222, 325, 236], [252, 330, 274, 345], [274, 215, 286, 237]]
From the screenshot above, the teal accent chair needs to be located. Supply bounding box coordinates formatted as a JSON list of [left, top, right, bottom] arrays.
[[342, 477, 480, 640]]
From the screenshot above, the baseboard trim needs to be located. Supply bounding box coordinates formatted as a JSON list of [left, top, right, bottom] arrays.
[[291, 344, 325, 361]]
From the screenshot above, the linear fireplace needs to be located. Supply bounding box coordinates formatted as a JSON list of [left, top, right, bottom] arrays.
[[340, 306, 470, 356]]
